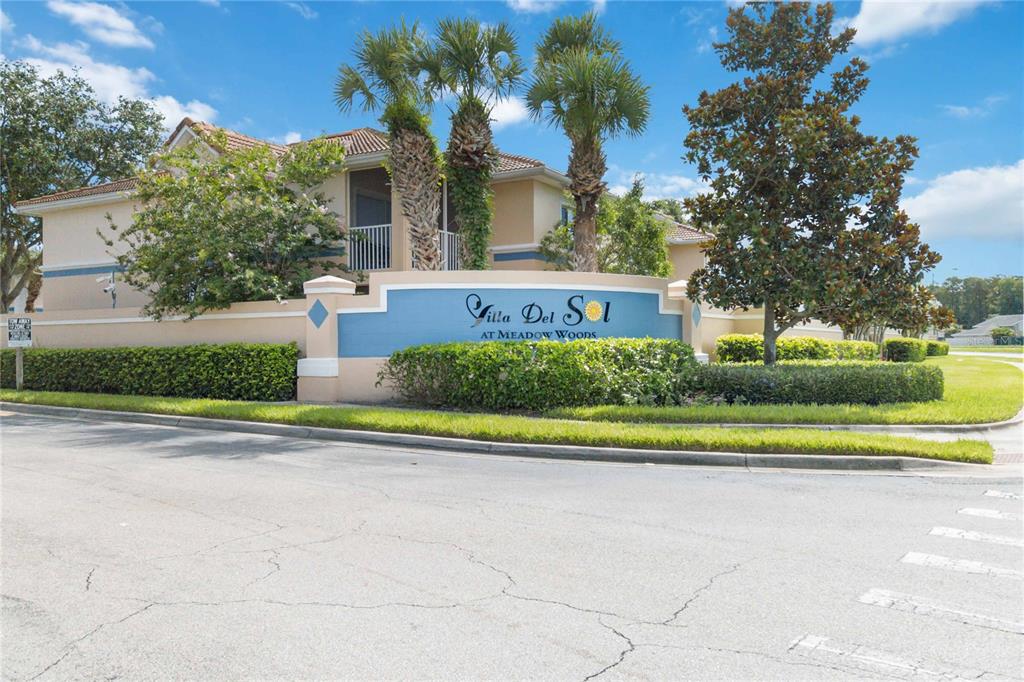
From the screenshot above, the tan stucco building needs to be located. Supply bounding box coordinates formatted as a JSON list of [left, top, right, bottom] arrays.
[[11, 117, 845, 363]]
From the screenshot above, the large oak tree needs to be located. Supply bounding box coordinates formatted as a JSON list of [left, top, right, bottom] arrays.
[[683, 2, 940, 363], [1, 61, 163, 310]]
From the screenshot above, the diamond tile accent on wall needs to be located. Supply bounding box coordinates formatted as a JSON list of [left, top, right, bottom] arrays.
[[308, 299, 329, 329]]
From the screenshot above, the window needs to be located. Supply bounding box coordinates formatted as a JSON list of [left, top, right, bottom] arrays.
[[560, 205, 575, 225]]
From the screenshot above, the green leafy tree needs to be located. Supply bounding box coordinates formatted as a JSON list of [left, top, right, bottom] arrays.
[[105, 131, 347, 320], [419, 18, 524, 270], [527, 12, 650, 272], [0, 61, 163, 310], [335, 22, 443, 270], [648, 198, 687, 224], [931, 275, 1023, 327], [683, 2, 939, 364], [539, 178, 670, 276], [602, 178, 671, 277]]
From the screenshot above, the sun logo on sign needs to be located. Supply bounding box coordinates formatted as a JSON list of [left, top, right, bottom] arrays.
[[585, 300, 603, 322]]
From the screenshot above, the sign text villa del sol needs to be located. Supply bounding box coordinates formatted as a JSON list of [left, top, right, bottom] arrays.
[[465, 293, 611, 340]]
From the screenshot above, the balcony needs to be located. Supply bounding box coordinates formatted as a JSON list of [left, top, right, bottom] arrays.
[[347, 224, 462, 271]]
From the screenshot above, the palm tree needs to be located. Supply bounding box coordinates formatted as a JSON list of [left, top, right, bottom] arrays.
[[335, 22, 443, 270], [527, 13, 650, 272], [419, 19, 524, 270]]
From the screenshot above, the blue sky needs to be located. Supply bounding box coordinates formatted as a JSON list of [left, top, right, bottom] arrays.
[[2, 0, 1021, 280]]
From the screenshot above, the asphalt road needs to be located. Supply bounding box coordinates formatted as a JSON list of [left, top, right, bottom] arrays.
[[2, 412, 1022, 681]]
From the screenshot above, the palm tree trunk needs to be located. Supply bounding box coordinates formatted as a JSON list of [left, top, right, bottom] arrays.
[[390, 127, 442, 270], [447, 99, 497, 270], [567, 137, 607, 272]]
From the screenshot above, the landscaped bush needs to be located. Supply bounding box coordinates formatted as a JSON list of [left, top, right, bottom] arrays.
[[698, 361, 943, 405], [833, 340, 880, 360], [0, 343, 298, 401], [926, 340, 950, 357], [378, 338, 698, 410], [883, 338, 928, 362], [715, 334, 878, 362]]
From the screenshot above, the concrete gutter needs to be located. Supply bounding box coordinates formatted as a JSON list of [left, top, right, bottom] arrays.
[[1, 401, 983, 472]]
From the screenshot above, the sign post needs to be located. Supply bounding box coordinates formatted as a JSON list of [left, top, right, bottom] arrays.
[[7, 317, 32, 390]]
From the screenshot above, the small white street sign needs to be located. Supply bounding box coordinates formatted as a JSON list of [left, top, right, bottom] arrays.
[[7, 317, 32, 348]]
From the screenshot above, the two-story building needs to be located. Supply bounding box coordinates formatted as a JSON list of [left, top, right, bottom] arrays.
[[19, 118, 713, 310]]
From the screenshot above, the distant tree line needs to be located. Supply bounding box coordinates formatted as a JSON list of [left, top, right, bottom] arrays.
[[929, 276, 1023, 329]]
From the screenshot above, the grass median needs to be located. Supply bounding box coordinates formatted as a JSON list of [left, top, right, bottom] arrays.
[[549, 356, 1022, 427], [0, 389, 991, 463]]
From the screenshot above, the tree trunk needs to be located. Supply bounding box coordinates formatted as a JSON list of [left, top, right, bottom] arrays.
[[24, 270, 42, 312], [446, 99, 497, 270], [763, 304, 778, 365], [572, 194, 600, 272], [567, 137, 607, 272], [389, 127, 442, 271]]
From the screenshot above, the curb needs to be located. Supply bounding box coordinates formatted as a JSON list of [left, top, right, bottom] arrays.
[[1, 401, 982, 472]]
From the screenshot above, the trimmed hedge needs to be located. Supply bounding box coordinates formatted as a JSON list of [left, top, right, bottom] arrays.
[[698, 361, 944, 405], [883, 338, 928, 362], [926, 340, 950, 357], [0, 343, 298, 401], [715, 334, 878, 362], [378, 338, 698, 410]]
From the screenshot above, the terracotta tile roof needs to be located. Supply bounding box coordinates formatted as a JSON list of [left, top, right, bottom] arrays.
[[496, 151, 545, 173], [313, 128, 390, 156], [15, 177, 139, 208], [18, 117, 558, 208], [655, 212, 712, 243], [169, 117, 291, 155]]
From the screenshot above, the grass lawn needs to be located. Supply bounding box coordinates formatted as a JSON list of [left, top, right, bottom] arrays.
[[950, 345, 1024, 354], [0, 389, 991, 463], [549, 355, 1022, 426]]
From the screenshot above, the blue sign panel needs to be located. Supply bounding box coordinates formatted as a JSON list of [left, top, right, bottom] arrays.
[[338, 286, 681, 358]]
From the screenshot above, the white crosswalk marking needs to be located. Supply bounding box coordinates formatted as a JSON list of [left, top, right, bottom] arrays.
[[929, 526, 1024, 547], [858, 588, 1024, 634], [984, 490, 1022, 501], [900, 552, 1023, 579], [788, 634, 997, 679], [958, 507, 1018, 520]]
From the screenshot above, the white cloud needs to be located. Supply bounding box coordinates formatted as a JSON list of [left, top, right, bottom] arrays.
[[198, 0, 220, 5], [18, 35, 217, 130], [491, 96, 530, 130], [902, 160, 1024, 239], [697, 26, 718, 54], [284, 2, 318, 20], [591, 0, 607, 15], [607, 165, 708, 200], [1, 10, 14, 33], [506, 0, 562, 13], [271, 131, 302, 144], [844, 0, 992, 46], [46, 0, 154, 49], [939, 95, 1006, 120], [150, 95, 218, 126]]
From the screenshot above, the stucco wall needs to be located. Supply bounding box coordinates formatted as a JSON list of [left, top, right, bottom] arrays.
[[491, 180, 535, 247], [668, 243, 704, 280], [0, 299, 307, 352]]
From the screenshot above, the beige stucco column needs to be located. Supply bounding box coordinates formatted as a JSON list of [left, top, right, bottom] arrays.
[[297, 275, 356, 402], [667, 279, 708, 363]]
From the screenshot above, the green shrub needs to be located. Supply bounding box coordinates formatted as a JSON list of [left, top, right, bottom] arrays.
[[883, 338, 928, 362], [0, 343, 297, 401], [698, 361, 943, 405], [715, 334, 765, 362], [716, 334, 878, 362], [378, 338, 698, 410], [833, 340, 880, 360], [926, 340, 950, 357]]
